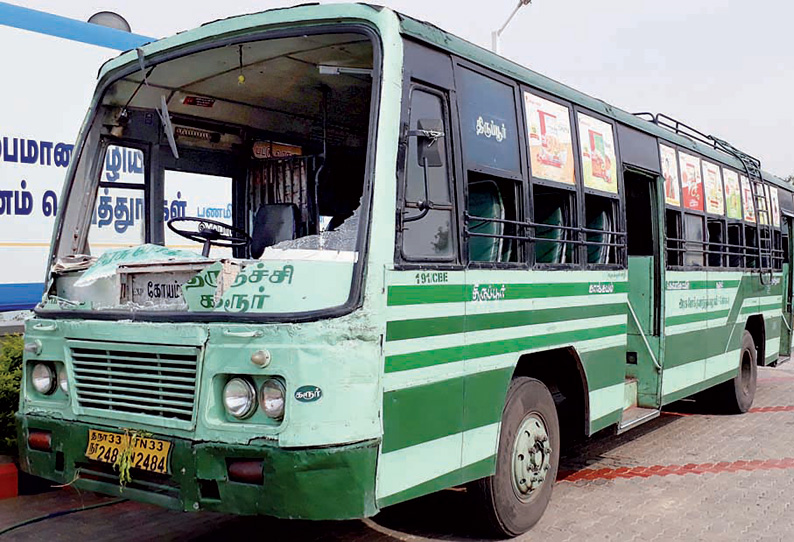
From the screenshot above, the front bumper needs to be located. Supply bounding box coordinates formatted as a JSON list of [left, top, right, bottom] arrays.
[[17, 414, 379, 520]]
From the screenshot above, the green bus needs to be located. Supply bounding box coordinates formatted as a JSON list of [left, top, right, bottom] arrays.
[[17, 4, 793, 536]]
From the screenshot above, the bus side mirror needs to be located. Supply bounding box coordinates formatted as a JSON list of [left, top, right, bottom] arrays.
[[410, 119, 445, 168]]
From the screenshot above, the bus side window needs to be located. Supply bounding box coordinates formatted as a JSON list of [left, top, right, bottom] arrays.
[[665, 209, 683, 267], [400, 88, 455, 261], [585, 193, 619, 264], [684, 213, 705, 267], [727, 223, 744, 268], [745, 225, 759, 268], [534, 185, 576, 265], [467, 175, 521, 263]]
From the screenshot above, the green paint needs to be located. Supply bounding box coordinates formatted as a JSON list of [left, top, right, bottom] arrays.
[[664, 323, 744, 369], [382, 377, 464, 453], [579, 345, 627, 391], [17, 414, 378, 519], [387, 281, 628, 307], [386, 324, 626, 373], [382, 368, 513, 454], [377, 455, 494, 508], [589, 408, 623, 434], [665, 309, 731, 327], [182, 261, 224, 310], [662, 368, 738, 405], [386, 302, 625, 342]]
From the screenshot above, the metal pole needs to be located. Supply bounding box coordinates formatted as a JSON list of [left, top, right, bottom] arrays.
[[491, 0, 532, 54]]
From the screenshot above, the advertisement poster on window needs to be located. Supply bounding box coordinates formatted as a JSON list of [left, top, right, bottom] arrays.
[[524, 91, 575, 186], [660, 144, 680, 207], [740, 175, 756, 223], [770, 186, 781, 227], [577, 113, 618, 194], [723, 169, 742, 220], [702, 161, 724, 215], [679, 152, 703, 211]]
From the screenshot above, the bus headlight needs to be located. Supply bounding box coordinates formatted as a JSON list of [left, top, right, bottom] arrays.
[[223, 377, 256, 419], [58, 367, 69, 394], [259, 379, 285, 420], [31, 363, 56, 395]]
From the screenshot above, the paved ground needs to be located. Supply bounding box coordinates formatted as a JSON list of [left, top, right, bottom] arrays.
[[2, 362, 793, 541]]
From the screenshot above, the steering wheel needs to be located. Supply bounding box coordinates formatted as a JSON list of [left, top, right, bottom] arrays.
[[167, 217, 251, 257]]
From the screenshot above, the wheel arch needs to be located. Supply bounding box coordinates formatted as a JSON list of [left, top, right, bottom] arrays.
[[512, 346, 590, 445], [745, 314, 766, 365]]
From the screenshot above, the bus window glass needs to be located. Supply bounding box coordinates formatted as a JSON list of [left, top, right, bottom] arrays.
[[707, 218, 725, 267], [402, 89, 454, 261], [745, 225, 759, 268], [684, 213, 704, 267], [457, 67, 520, 174], [666, 210, 683, 266], [727, 223, 743, 267], [467, 175, 520, 263], [585, 194, 617, 264], [87, 145, 146, 258], [50, 31, 376, 315], [534, 185, 575, 265]]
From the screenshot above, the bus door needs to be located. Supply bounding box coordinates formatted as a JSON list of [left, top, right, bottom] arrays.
[[779, 216, 793, 360], [623, 167, 663, 411], [379, 42, 467, 504]]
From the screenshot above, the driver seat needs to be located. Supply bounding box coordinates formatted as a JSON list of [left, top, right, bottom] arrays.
[[250, 203, 299, 258]]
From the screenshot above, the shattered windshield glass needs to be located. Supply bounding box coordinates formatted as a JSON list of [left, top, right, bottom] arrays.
[[43, 31, 375, 317]]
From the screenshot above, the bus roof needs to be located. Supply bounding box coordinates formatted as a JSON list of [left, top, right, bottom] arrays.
[[96, 2, 791, 192]]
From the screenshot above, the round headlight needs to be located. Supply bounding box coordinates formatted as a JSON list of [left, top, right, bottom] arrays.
[[259, 379, 285, 420], [223, 378, 256, 419], [31, 363, 56, 395], [58, 367, 69, 394]]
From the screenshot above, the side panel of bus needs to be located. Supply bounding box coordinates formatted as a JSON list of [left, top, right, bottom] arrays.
[[0, 4, 150, 312]]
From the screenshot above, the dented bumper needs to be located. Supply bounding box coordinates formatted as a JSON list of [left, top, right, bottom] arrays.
[[17, 414, 379, 520]]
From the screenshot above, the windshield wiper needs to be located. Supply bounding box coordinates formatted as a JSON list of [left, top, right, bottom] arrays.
[[136, 48, 179, 160]]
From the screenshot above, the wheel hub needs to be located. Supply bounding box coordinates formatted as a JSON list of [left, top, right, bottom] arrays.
[[512, 414, 552, 499]]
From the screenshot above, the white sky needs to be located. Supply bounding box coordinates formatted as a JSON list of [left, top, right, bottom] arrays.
[[15, 0, 794, 177]]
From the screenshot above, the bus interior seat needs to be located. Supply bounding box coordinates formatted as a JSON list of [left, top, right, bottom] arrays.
[[587, 210, 612, 264], [250, 203, 299, 258], [468, 180, 505, 262], [535, 206, 565, 264]]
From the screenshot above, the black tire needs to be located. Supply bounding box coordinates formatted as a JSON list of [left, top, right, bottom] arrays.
[[472, 377, 560, 537], [713, 330, 757, 413]]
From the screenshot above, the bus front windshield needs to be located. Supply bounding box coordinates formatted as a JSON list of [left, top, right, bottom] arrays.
[[43, 31, 376, 318]]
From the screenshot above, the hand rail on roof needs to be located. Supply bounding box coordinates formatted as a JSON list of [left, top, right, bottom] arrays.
[[633, 111, 776, 283]]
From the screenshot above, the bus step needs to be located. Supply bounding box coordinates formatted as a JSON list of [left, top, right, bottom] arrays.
[[617, 406, 659, 434]]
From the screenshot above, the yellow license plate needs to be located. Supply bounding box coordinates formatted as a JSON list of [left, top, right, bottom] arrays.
[[85, 429, 172, 474]]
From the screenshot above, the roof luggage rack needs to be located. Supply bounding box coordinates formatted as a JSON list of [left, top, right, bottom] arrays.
[[635, 111, 776, 283]]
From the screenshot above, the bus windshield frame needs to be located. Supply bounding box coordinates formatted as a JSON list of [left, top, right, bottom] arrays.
[[38, 23, 383, 324]]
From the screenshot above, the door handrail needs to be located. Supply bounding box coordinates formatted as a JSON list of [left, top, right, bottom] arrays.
[[626, 300, 662, 372]]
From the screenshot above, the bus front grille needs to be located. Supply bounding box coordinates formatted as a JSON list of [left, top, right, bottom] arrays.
[[68, 340, 200, 422]]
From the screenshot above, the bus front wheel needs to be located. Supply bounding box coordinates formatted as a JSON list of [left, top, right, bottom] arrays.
[[472, 377, 560, 537]]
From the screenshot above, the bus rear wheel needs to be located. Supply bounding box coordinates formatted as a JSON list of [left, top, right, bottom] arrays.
[[472, 377, 560, 537], [713, 330, 757, 413]]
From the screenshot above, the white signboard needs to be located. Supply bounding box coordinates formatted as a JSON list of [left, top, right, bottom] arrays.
[[0, 8, 151, 310]]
